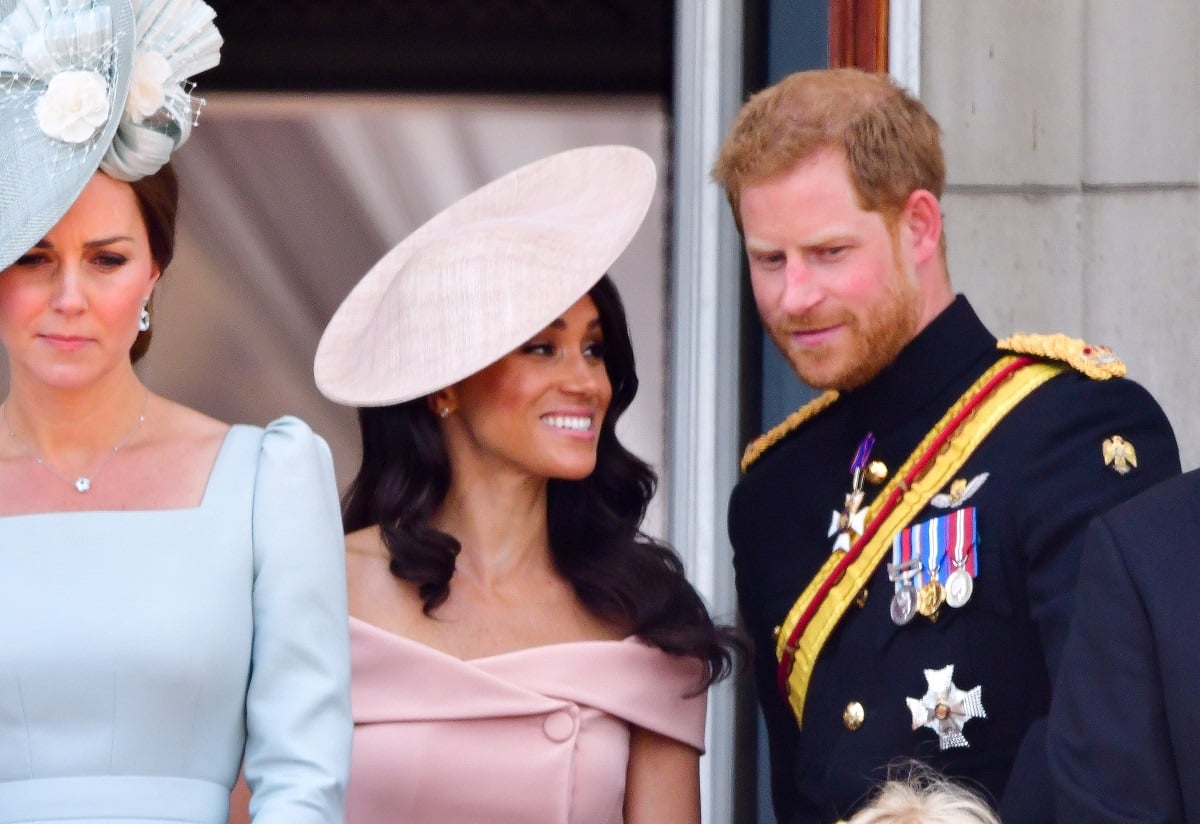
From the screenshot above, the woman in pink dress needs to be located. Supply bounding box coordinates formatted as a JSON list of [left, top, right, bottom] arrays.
[[314, 145, 736, 823]]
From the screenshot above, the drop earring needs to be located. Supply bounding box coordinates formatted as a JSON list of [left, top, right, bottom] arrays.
[[138, 299, 151, 332]]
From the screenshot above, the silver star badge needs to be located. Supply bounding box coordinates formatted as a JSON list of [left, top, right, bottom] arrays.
[[905, 664, 986, 750], [828, 490, 867, 552]]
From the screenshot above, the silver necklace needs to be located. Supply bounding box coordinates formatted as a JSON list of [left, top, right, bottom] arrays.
[[2, 390, 149, 493]]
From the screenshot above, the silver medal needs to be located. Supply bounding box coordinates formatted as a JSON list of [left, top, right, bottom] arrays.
[[890, 584, 917, 625], [945, 567, 974, 608], [906, 664, 987, 750]]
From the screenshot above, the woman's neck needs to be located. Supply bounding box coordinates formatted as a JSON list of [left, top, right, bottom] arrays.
[[2, 367, 149, 460], [434, 467, 554, 591]]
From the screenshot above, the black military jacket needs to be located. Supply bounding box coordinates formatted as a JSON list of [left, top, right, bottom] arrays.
[[729, 296, 1180, 823], [1050, 468, 1200, 822]]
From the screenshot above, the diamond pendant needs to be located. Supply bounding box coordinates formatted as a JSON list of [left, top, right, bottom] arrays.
[[74, 477, 91, 493]]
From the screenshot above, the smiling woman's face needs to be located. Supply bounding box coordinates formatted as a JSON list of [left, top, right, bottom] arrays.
[[440, 294, 613, 482]]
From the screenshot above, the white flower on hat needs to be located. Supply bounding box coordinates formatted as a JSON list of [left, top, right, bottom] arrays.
[[35, 70, 111, 145], [125, 51, 172, 123]]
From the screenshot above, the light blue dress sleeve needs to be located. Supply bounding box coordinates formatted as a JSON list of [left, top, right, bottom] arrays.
[[242, 416, 352, 823]]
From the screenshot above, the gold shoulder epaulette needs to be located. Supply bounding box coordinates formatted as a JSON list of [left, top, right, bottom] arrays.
[[996, 333, 1126, 380], [741, 391, 839, 472]]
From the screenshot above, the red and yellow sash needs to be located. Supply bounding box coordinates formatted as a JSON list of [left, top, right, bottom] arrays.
[[775, 355, 1064, 726]]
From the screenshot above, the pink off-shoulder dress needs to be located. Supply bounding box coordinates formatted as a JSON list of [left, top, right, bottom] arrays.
[[346, 616, 707, 824]]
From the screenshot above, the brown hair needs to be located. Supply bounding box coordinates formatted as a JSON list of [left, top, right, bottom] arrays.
[[126, 162, 179, 363], [712, 68, 945, 230]]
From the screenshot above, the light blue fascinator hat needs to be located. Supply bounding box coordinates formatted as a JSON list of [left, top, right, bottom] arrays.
[[0, 0, 222, 270]]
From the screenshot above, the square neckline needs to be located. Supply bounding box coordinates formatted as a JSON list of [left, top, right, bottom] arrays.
[[0, 423, 245, 521]]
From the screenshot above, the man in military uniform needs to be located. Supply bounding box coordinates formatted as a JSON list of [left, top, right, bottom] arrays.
[[714, 68, 1180, 823]]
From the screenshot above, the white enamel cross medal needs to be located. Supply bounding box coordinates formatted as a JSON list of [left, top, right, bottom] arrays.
[[828, 490, 867, 553], [906, 664, 986, 750], [828, 433, 875, 553]]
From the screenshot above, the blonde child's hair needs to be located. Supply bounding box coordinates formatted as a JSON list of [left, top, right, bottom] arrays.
[[847, 762, 1001, 824]]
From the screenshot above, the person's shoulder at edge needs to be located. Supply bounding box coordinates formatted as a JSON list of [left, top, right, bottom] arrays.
[[1090, 465, 1200, 532]]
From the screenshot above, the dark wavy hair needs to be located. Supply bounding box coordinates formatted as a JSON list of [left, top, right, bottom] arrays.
[[343, 275, 737, 686]]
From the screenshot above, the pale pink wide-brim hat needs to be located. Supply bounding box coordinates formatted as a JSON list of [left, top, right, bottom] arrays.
[[314, 144, 657, 407]]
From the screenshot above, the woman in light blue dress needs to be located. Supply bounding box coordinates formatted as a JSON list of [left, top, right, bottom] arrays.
[[0, 1, 352, 821]]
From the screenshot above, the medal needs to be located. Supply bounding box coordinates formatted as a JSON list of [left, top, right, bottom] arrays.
[[916, 521, 945, 617], [917, 580, 945, 616], [828, 433, 875, 553], [906, 664, 987, 750], [887, 557, 921, 627], [944, 507, 978, 609], [890, 584, 917, 625], [945, 568, 974, 608], [828, 490, 866, 552], [894, 508, 979, 620]]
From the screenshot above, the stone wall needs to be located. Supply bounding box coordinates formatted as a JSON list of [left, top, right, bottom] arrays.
[[922, 0, 1200, 468]]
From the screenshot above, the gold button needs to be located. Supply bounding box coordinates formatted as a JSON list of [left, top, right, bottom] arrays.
[[855, 588, 869, 608], [866, 460, 888, 484], [772, 625, 781, 640], [843, 701, 865, 731]]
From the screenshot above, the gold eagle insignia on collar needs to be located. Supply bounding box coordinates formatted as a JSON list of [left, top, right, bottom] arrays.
[[996, 333, 1126, 380]]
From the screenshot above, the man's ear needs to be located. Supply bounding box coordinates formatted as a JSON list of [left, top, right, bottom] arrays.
[[901, 189, 942, 266]]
